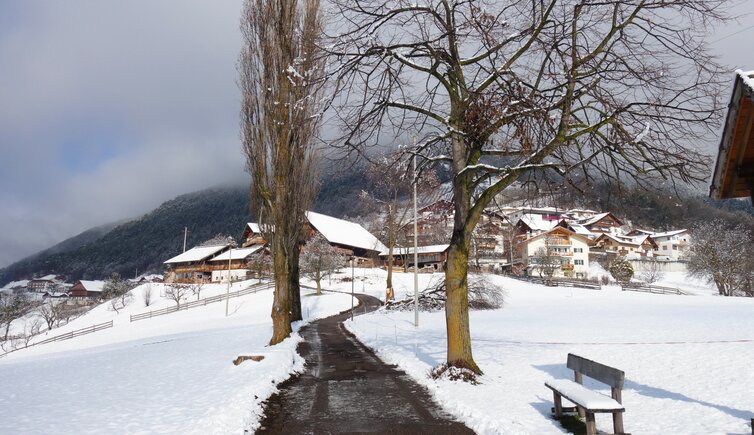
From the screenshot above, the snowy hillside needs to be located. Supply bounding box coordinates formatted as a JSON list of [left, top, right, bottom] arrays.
[[345, 273, 754, 435], [0, 280, 353, 434]]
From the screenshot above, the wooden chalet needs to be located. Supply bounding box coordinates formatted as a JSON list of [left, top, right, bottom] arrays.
[[710, 70, 754, 202], [27, 278, 57, 292], [380, 244, 450, 272], [206, 245, 267, 282], [164, 244, 231, 283], [593, 233, 658, 257], [578, 212, 623, 234], [68, 280, 105, 300]]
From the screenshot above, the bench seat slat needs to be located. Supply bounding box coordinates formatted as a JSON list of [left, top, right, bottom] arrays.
[[545, 379, 624, 412]]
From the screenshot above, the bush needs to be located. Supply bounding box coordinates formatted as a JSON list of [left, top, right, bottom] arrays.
[[609, 258, 634, 284]]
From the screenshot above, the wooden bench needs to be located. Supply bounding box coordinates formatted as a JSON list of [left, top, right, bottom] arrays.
[[545, 353, 627, 435]]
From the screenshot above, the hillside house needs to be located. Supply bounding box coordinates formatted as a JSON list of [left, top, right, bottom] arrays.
[[164, 244, 231, 283], [68, 280, 105, 300], [27, 276, 58, 293], [649, 230, 690, 260], [402, 199, 455, 245], [207, 245, 266, 283], [241, 211, 387, 265], [710, 70, 754, 202], [380, 244, 450, 272], [578, 212, 624, 235], [519, 227, 591, 279], [593, 233, 658, 257]]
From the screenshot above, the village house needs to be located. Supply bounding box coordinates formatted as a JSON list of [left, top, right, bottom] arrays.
[[241, 211, 387, 266], [577, 212, 624, 235], [710, 70, 754, 202], [207, 244, 266, 283], [518, 227, 592, 279], [380, 244, 450, 272], [164, 244, 231, 283], [593, 233, 658, 258], [68, 280, 105, 300], [27, 276, 59, 293]]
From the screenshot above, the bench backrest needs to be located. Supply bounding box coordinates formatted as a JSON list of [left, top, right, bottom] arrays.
[[567, 353, 624, 389]]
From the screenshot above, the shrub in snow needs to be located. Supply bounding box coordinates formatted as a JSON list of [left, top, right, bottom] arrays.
[[429, 363, 479, 384], [102, 273, 135, 314], [609, 258, 634, 284], [386, 276, 505, 312]]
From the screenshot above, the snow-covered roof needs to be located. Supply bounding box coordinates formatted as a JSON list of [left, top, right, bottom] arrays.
[[208, 245, 265, 262], [164, 245, 229, 264], [650, 229, 687, 239], [598, 233, 654, 247], [518, 215, 559, 232], [2, 279, 29, 289], [568, 223, 594, 236], [580, 212, 612, 226], [379, 244, 450, 256], [78, 280, 105, 292], [306, 211, 387, 253], [738, 70, 754, 92]]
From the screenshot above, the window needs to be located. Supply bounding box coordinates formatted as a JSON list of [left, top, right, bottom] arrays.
[[663, 245, 668, 250], [574, 259, 584, 265], [672, 245, 678, 250], [574, 248, 583, 253]]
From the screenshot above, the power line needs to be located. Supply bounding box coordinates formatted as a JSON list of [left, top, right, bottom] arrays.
[[712, 23, 754, 43]]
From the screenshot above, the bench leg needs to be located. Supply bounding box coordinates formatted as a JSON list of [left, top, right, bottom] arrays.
[[553, 392, 563, 417], [585, 411, 596, 435], [577, 405, 585, 419], [613, 411, 625, 434]]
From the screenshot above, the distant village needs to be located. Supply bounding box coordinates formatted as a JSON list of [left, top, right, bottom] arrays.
[[1, 202, 691, 303]]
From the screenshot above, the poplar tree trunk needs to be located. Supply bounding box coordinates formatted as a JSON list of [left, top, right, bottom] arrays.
[[270, 236, 292, 345]]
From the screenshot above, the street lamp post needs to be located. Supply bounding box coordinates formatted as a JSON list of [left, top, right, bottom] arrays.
[[225, 237, 236, 317]]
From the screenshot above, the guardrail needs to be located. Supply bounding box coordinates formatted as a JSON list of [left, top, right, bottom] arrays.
[[0, 320, 114, 358], [130, 281, 274, 322]]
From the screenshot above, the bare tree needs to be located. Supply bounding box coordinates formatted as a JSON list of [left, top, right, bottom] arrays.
[[240, 0, 327, 344], [0, 293, 32, 341], [165, 284, 189, 309], [328, 0, 732, 374], [22, 318, 42, 347], [142, 284, 153, 307], [639, 258, 664, 285], [301, 233, 346, 295], [103, 273, 134, 314], [37, 300, 63, 331], [531, 244, 562, 282], [189, 283, 204, 301], [687, 220, 753, 297], [362, 152, 441, 300]]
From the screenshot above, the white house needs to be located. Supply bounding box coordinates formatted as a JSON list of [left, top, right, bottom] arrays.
[[207, 245, 266, 283], [650, 229, 690, 260], [520, 227, 591, 279]]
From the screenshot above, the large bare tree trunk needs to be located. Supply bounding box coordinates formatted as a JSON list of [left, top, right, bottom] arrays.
[[270, 236, 293, 344]]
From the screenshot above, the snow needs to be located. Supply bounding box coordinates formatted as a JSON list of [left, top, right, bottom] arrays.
[[380, 244, 449, 256], [306, 211, 387, 253], [544, 380, 623, 410], [345, 273, 754, 435], [2, 279, 29, 289], [209, 245, 264, 262], [0, 280, 354, 433], [737, 69, 754, 92], [164, 245, 228, 264], [77, 279, 105, 292]]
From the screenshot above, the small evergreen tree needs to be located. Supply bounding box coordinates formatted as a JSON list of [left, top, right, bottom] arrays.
[[609, 258, 634, 284]]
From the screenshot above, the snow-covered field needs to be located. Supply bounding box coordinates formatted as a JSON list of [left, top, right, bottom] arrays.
[[0, 280, 353, 434], [344, 271, 754, 435]]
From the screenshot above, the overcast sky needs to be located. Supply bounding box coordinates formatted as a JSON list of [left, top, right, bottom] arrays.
[[0, 1, 753, 268]]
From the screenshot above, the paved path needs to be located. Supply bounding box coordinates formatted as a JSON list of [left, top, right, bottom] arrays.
[[256, 293, 474, 434]]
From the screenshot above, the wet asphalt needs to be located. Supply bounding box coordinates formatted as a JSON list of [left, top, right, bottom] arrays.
[[255, 293, 475, 434]]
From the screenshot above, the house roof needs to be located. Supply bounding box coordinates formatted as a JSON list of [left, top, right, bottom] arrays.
[[164, 245, 229, 264], [527, 226, 592, 244], [208, 245, 265, 262], [580, 212, 623, 227], [306, 211, 387, 253], [78, 280, 105, 292], [379, 244, 450, 256], [710, 70, 754, 200], [596, 233, 657, 248], [650, 229, 687, 239], [517, 214, 560, 232]]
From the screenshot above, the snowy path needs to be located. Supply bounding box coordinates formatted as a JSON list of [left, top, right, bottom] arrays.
[[257, 293, 473, 434]]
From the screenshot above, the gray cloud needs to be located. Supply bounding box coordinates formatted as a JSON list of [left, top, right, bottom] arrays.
[[0, 0, 753, 268]]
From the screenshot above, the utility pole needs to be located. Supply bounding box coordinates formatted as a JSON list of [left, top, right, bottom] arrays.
[[413, 148, 419, 328], [225, 237, 235, 317], [183, 227, 188, 253], [350, 257, 355, 321]]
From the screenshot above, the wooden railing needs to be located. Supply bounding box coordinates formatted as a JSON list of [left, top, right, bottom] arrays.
[[0, 320, 114, 358], [621, 283, 688, 295], [129, 281, 274, 322]]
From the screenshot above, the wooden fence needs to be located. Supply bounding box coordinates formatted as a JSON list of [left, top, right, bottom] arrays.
[[0, 320, 114, 358], [621, 283, 688, 295], [129, 281, 274, 322], [512, 275, 602, 290]]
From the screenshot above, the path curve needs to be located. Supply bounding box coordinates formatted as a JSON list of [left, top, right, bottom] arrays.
[[256, 293, 474, 434]]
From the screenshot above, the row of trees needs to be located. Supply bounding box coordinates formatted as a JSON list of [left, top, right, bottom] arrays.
[[239, 0, 736, 373]]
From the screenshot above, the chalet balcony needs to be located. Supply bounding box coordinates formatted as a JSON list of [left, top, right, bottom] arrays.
[[545, 237, 570, 246], [561, 264, 574, 270]]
